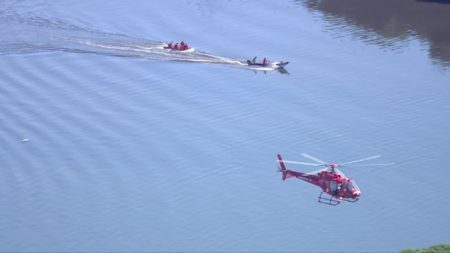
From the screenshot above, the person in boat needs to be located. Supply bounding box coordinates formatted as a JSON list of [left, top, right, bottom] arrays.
[[263, 57, 269, 65], [165, 41, 173, 49], [173, 43, 179, 50], [252, 56, 257, 64], [180, 41, 189, 51]]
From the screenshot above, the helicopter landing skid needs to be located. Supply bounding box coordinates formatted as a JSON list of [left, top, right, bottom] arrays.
[[318, 191, 340, 206], [342, 197, 359, 203]]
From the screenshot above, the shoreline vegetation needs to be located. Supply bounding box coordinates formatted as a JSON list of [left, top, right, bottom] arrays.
[[401, 244, 450, 253]]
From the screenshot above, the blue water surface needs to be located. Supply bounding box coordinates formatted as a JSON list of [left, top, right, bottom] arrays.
[[1, 0, 449, 251]]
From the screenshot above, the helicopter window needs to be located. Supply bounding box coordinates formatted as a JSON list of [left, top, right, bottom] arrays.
[[329, 181, 339, 193], [340, 181, 349, 191], [350, 180, 360, 191], [343, 180, 359, 192]]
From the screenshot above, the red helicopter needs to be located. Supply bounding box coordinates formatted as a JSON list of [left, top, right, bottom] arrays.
[[277, 153, 392, 206]]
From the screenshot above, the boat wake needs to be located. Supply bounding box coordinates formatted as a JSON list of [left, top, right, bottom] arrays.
[[0, 13, 287, 74]]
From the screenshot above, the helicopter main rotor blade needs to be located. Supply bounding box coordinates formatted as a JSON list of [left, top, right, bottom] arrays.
[[341, 163, 395, 167], [340, 155, 381, 166], [277, 160, 324, 166], [301, 153, 328, 164]]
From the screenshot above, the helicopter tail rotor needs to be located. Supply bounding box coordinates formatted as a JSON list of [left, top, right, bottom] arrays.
[[277, 154, 289, 180]]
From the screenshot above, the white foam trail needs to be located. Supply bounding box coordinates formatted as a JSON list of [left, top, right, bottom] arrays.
[[1, 14, 286, 73]]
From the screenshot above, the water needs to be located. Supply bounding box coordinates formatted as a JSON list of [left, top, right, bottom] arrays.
[[1, 0, 449, 251]]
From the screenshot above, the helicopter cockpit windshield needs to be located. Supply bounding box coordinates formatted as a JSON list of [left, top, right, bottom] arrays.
[[342, 179, 360, 194]]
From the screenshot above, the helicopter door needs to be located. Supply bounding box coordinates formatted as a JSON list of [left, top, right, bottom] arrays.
[[329, 181, 338, 194]]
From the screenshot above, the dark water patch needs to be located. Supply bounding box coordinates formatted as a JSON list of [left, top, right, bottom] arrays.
[[297, 0, 450, 67]]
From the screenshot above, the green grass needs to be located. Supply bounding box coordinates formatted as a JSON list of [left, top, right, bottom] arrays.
[[401, 244, 450, 253]]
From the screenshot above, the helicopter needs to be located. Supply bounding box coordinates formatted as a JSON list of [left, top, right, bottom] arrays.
[[277, 153, 393, 206]]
